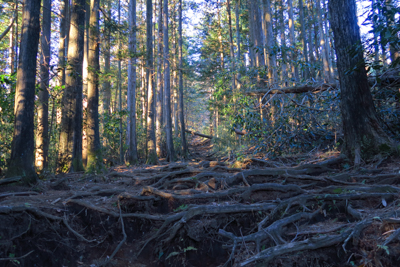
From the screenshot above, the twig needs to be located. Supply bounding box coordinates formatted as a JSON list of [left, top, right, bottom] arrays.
[[0, 250, 34, 261]]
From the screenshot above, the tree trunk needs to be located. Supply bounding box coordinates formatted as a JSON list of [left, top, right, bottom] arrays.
[[178, 0, 187, 157], [156, 0, 164, 157], [36, 0, 51, 173], [8, 4, 16, 74], [58, 0, 69, 89], [279, 0, 287, 85], [329, 0, 393, 163], [164, 0, 176, 161], [118, 0, 124, 164], [227, 0, 236, 90], [7, 0, 41, 183], [263, 0, 276, 83], [146, 0, 158, 164], [82, 0, 90, 168], [288, 0, 298, 82], [317, 0, 330, 82], [299, 0, 309, 79], [86, 0, 101, 171], [128, 0, 138, 164], [58, 0, 85, 173], [236, 0, 241, 85]]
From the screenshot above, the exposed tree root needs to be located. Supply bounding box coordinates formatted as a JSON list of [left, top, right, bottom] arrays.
[[2, 153, 400, 266]]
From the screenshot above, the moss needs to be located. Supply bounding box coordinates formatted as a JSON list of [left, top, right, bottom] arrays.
[[146, 150, 158, 165], [86, 149, 104, 174]]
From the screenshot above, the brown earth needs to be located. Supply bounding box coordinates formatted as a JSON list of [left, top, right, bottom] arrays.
[[1, 136, 400, 267]]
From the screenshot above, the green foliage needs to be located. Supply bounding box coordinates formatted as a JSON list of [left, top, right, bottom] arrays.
[[0, 74, 15, 169]]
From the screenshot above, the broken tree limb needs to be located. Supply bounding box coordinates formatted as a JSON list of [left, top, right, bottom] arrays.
[[239, 229, 351, 266], [245, 83, 337, 96], [185, 129, 213, 139]]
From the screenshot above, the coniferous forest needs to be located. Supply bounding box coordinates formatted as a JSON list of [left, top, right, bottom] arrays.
[[0, 0, 400, 266]]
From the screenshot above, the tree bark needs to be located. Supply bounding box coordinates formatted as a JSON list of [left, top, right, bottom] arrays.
[[128, 0, 138, 164], [288, 0, 298, 82], [178, 0, 188, 157], [146, 0, 158, 164], [226, 0, 236, 90], [86, 0, 101, 171], [7, 0, 41, 183], [317, 0, 330, 82], [156, 0, 164, 157], [118, 0, 123, 164], [329, 0, 393, 162], [58, 0, 85, 173], [164, 0, 176, 161], [263, 0, 276, 83], [36, 0, 51, 173], [299, 0, 309, 79], [58, 0, 69, 90]]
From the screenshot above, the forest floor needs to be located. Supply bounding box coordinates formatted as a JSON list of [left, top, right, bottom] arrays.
[[1, 136, 400, 267]]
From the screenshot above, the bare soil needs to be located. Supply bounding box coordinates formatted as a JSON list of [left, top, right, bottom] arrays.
[[1, 136, 400, 267]]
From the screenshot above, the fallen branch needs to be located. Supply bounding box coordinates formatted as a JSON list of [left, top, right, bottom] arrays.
[[245, 83, 337, 96], [0, 250, 34, 261], [0, 176, 22, 185], [239, 230, 351, 266], [185, 129, 213, 139]]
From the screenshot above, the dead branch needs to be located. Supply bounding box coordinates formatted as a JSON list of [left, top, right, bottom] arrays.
[[0, 191, 39, 199], [185, 129, 213, 139], [239, 230, 351, 266], [0, 176, 22, 185], [0, 250, 34, 261], [245, 83, 337, 96]]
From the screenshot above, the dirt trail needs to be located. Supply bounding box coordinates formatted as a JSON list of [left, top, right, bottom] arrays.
[[1, 137, 400, 266]]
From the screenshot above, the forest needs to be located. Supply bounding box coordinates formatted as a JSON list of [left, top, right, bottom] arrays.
[[0, 0, 400, 266]]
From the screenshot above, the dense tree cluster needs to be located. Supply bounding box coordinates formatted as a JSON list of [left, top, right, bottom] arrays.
[[0, 0, 399, 182]]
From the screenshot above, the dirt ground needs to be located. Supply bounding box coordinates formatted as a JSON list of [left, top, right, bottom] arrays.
[[1, 136, 400, 267]]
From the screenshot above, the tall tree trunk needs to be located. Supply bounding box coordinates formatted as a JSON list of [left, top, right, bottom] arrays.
[[14, 1, 19, 72], [178, 0, 187, 157], [287, 0, 298, 82], [227, 0, 236, 90], [58, 0, 85, 173], [322, 0, 333, 79], [299, 0, 309, 79], [103, 6, 112, 116], [307, 0, 316, 78], [172, 12, 179, 138], [279, 0, 287, 85], [8, 5, 16, 74], [146, 0, 158, 164], [371, 0, 380, 64], [86, 0, 101, 171], [236, 0, 241, 85], [36, 0, 51, 172], [7, 0, 41, 183], [317, 0, 330, 82], [58, 0, 69, 89], [249, 0, 264, 70], [118, 0, 124, 163], [156, 0, 164, 157], [217, 0, 224, 70], [264, 0, 276, 83], [128, 0, 138, 164], [164, 0, 176, 161], [329, 0, 393, 163], [82, 0, 90, 168]]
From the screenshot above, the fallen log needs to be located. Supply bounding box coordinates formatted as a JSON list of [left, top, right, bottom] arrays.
[[245, 83, 337, 96], [185, 129, 213, 139]]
